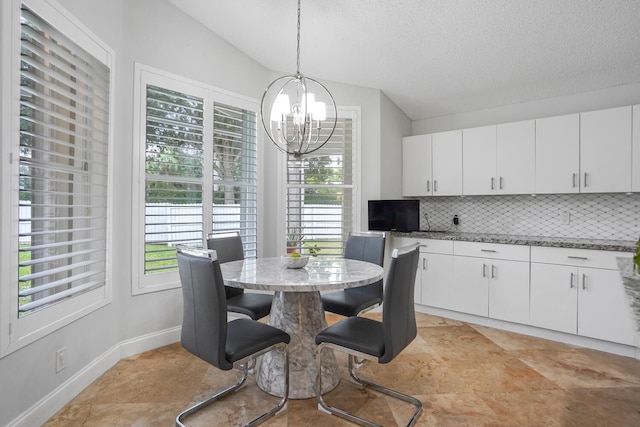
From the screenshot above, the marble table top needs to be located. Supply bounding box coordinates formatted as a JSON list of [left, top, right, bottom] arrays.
[[220, 257, 384, 292]]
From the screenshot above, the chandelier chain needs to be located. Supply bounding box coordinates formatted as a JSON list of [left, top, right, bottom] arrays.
[[296, 0, 301, 74]]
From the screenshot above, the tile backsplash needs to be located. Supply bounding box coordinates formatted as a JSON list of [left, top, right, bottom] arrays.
[[419, 193, 640, 241]]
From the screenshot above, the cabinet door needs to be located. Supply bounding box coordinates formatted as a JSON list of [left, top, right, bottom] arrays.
[[451, 256, 489, 316], [462, 125, 496, 195], [530, 263, 577, 334], [535, 114, 580, 194], [496, 120, 535, 194], [488, 260, 530, 324], [402, 135, 432, 196], [577, 267, 636, 345], [580, 106, 632, 193], [633, 105, 640, 192], [432, 130, 462, 196], [420, 252, 454, 309]]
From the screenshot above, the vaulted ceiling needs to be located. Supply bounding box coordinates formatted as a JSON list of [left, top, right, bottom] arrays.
[[168, 0, 640, 121]]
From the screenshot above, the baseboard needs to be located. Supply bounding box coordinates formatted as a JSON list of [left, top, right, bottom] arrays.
[[8, 326, 181, 427], [415, 304, 639, 359]]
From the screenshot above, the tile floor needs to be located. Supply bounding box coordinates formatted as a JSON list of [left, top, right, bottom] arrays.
[[45, 312, 640, 426]]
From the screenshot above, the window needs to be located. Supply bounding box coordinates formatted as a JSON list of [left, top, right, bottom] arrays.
[[133, 65, 259, 294], [1, 0, 114, 355], [284, 109, 359, 256]]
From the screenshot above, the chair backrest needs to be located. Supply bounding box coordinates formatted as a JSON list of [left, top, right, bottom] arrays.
[[344, 232, 386, 298], [176, 246, 233, 370], [206, 231, 245, 298], [206, 231, 245, 263], [344, 231, 386, 267], [380, 243, 420, 364]]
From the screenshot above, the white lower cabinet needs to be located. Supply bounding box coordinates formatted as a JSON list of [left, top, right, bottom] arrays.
[[452, 242, 530, 322], [420, 249, 454, 309], [530, 247, 635, 346]]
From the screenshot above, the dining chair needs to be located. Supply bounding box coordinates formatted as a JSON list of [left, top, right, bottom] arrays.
[[175, 246, 290, 427], [206, 231, 273, 320], [321, 231, 386, 317], [315, 243, 422, 427]]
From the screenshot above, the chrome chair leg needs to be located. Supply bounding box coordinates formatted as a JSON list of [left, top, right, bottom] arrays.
[[176, 343, 288, 427], [316, 345, 423, 427]]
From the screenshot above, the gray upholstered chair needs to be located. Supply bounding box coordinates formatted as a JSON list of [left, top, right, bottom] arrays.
[[206, 231, 273, 320], [315, 243, 423, 427], [176, 246, 290, 426], [321, 231, 386, 317]]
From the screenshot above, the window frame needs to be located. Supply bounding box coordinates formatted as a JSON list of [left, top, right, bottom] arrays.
[[131, 64, 262, 295], [0, 0, 115, 357], [277, 107, 361, 255]]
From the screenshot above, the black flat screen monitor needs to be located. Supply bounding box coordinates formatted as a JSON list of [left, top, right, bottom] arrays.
[[368, 199, 420, 232]]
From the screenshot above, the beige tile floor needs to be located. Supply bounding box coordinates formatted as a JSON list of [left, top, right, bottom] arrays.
[[45, 313, 640, 426]]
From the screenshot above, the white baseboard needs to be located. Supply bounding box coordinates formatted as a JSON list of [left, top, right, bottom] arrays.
[[8, 326, 181, 427], [415, 304, 639, 359]]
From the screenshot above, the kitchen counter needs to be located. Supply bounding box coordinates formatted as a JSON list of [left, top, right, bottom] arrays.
[[392, 231, 636, 252], [617, 258, 640, 331]]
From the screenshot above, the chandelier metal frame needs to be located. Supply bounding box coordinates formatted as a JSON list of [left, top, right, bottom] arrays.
[[260, 0, 337, 158]]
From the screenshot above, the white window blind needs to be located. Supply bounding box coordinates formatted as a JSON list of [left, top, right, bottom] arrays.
[[286, 118, 354, 256], [138, 76, 259, 283], [212, 102, 258, 258], [18, 5, 111, 314], [144, 85, 204, 274]]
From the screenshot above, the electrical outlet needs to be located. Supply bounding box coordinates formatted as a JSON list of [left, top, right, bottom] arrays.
[[561, 211, 571, 225], [56, 347, 67, 373]]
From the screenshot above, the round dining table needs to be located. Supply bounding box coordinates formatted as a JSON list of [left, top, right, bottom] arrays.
[[220, 256, 384, 399]]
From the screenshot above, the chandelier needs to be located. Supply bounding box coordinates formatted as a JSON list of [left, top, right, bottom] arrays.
[[260, 0, 337, 158]]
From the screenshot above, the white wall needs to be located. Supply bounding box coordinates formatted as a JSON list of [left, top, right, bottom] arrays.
[[413, 83, 640, 134], [380, 92, 412, 199]]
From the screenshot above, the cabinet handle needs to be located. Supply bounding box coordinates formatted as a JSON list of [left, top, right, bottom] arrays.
[[491, 264, 496, 279], [481, 249, 497, 253], [423, 258, 427, 270], [572, 173, 577, 188], [434, 180, 438, 192], [582, 274, 587, 290], [570, 272, 575, 288], [482, 264, 487, 278], [567, 256, 588, 260], [499, 176, 504, 190], [584, 172, 588, 187], [491, 177, 495, 190]]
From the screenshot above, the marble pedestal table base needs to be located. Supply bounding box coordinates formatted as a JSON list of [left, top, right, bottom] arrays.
[[257, 291, 339, 399]]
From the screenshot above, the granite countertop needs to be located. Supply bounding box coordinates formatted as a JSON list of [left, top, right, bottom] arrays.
[[392, 231, 636, 252], [616, 258, 640, 331]]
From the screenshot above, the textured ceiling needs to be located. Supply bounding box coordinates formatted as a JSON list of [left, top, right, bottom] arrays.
[[167, 0, 640, 120]]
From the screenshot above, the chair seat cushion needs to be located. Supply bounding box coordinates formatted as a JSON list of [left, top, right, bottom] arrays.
[[227, 292, 273, 320], [226, 319, 290, 364], [321, 289, 382, 318], [315, 317, 385, 359]]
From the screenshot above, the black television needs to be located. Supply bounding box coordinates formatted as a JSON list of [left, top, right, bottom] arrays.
[[368, 199, 420, 232]]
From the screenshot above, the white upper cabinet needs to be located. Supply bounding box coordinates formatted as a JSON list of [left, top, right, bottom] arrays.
[[402, 134, 432, 197], [496, 120, 535, 194], [580, 106, 632, 193], [535, 114, 580, 194], [633, 105, 640, 192], [463, 121, 534, 195], [431, 130, 463, 196], [462, 125, 496, 195]]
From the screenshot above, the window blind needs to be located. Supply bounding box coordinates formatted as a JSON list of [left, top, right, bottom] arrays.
[[286, 118, 354, 256], [18, 6, 110, 314], [212, 102, 258, 258], [144, 85, 204, 274]]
